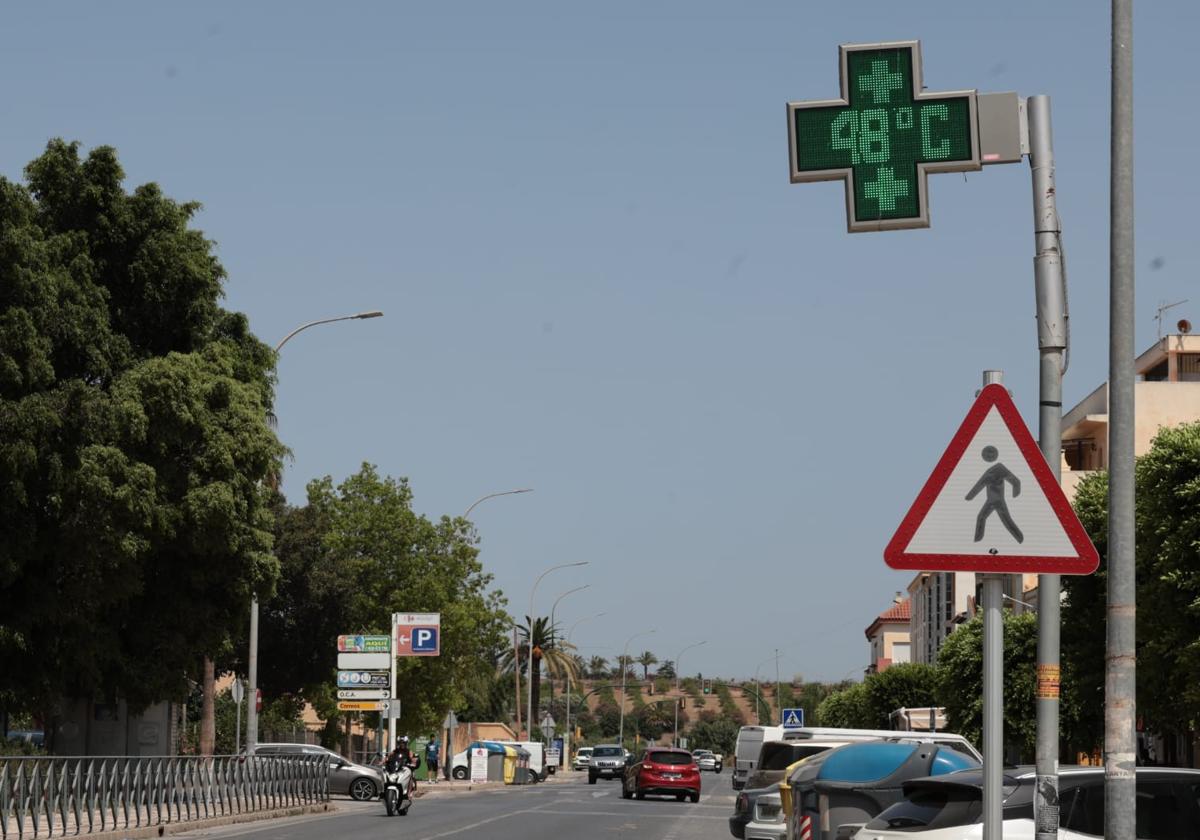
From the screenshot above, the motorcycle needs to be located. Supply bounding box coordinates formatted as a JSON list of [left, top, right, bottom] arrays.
[[383, 764, 414, 816]]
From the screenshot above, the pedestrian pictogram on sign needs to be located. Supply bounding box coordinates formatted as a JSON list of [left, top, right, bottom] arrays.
[[782, 708, 805, 728], [787, 41, 980, 233], [884, 384, 1098, 575]]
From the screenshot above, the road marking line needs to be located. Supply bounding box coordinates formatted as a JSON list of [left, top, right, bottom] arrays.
[[412, 808, 534, 840]]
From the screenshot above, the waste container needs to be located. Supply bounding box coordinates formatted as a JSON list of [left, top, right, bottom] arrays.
[[785, 741, 977, 840], [411, 737, 431, 781], [487, 752, 505, 781], [511, 746, 534, 784]]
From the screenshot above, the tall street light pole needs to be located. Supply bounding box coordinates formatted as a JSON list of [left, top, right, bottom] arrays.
[[618, 629, 655, 750], [674, 641, 707, 747], [565, 612, 604, 767], [752, 653, 779, 725], [527, 562, 588, 739], [246, 310, 383, 750], [550, 585, 589, 647]]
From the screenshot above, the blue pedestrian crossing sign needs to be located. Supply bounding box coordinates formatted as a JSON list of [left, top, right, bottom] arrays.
[[782, 708, 805, 728]]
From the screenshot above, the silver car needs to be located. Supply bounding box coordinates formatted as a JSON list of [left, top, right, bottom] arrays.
[[248, 743, 382, 801]]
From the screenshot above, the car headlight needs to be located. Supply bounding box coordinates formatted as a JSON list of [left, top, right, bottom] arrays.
[[755, 800, 783, 824]]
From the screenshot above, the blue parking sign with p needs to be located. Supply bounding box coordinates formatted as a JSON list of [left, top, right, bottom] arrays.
[[412, 627, 439, 654]]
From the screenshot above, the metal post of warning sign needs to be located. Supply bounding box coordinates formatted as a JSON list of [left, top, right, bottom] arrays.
[[980, 369, 1005, 840]]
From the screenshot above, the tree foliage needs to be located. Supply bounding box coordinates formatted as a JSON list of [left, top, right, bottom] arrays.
[[0, 140, 283, 718], [863, 662, 940, 727], [1062, 423, 1200, 753], [686, 716, 740, 756], [815, 683, 871, 728], [255, 464, 509, 735], [935, 610, 1038, 759]]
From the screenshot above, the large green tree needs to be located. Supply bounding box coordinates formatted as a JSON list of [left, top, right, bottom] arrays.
[[0, 140, 283, 724], [1062, 422, 1200, 760], [863, 662, 940, 728], [258, 464, 509, 736]]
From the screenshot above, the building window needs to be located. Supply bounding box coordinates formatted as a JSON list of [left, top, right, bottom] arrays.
[[1180, 354, 1200, 382]]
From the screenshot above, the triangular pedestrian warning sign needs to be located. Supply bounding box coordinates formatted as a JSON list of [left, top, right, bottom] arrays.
[[783, 709, 803, 726], [884, 384, 1099, 575]]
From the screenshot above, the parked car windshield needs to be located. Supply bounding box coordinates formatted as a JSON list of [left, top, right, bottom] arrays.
[[592, 747, 623, 757], [648, 751, 692, 765], [865, 788, 982, 831]]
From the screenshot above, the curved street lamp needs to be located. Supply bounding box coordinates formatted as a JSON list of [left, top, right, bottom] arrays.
[[564, 612, 604, 767], [463, 488, 533, 520], [526, 562, 588, 738], [247, 309, 384, 749], [618, 629, 656, 749]]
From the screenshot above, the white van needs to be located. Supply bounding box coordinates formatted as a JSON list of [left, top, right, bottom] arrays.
[[732, 725, 784, 790], [779, 726, 981, 761]]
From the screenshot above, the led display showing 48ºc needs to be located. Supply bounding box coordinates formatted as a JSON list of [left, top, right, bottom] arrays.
[[787, 43, 979, 231]]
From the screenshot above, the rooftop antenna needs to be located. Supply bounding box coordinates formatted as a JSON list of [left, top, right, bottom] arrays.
[[1155, 299, 1188, 340]]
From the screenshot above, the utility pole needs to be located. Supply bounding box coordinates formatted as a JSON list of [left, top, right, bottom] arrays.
[[1028, 94, 1067, 840], [1107, 1, 1137, 837]]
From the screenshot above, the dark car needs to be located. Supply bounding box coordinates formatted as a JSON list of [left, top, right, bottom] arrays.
[[622, 747, 701, 802], [588, 744, 628, 784], [730, 783, 780, 839]]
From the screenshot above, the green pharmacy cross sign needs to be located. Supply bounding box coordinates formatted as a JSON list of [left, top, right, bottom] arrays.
[[787, 41, 980, 232]]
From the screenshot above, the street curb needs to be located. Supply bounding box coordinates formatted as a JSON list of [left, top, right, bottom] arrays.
[[81, 801, 336, 840]]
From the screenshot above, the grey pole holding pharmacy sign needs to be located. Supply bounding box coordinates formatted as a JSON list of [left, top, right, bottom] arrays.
[[788, 41, 1084, 839]]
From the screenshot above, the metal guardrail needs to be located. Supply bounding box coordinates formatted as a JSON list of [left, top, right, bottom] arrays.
[[0, 755, 329, 839]]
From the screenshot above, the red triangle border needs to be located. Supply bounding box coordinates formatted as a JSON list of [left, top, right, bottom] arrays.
[[883, 384, 1100, 575]]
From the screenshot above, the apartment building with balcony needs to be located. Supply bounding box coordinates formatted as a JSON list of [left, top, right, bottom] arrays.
[[1061, 331, 1200, 496]]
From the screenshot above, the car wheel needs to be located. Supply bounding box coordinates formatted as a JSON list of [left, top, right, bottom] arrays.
[[635, 789, 645, 800], [588, 773, 597, 785], [622, 783, 633, 799], [675, 793, 685, 802], [690, 792, 700, 803], [452, 766, 468, 780], [349, 777, 377, 801]]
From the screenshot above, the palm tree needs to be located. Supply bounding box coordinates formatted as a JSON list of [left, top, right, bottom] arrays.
[[613, 654, 636, 679], [501, 616, 581, 729], [636, 650, 658, 680], [588, 655, 609, 679]]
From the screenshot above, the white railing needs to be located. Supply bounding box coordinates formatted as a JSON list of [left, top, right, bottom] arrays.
[[0, 754, 328, 839]]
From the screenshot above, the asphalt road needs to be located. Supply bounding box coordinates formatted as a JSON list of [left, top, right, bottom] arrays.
[[170, 770, 736, 840]]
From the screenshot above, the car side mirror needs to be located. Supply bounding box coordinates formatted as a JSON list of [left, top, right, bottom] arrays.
[[625, 755, 633, 766], [333, 758, 346, 768]]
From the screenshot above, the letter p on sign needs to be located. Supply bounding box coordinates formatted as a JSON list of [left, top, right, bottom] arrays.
[[412, 627, 439, 654]]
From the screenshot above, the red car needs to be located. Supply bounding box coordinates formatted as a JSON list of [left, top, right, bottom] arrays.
[[622, 747, 701, 802]]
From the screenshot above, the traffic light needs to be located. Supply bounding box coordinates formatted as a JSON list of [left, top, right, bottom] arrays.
[[679, 696, 686, 709], [703, 680, 711, 694], [647, 681, 654, 695]]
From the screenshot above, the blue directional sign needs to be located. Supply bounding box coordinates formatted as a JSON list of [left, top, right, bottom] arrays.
[[782, 708, 805, 728]]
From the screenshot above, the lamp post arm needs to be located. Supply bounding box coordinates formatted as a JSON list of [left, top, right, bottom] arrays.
[[275, 311, 383, 352], [463, 488, 533, 519]]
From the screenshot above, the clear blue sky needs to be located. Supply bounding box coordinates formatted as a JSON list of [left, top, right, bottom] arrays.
[[3, 2, 1194, 682]]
